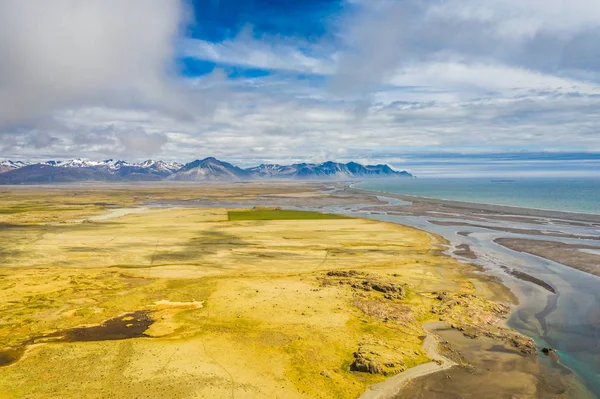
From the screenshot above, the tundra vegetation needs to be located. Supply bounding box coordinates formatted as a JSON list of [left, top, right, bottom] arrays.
[[0, 185, 520, 398]]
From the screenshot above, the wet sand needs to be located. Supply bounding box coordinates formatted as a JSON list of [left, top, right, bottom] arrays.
[[496, 238, 600, 278], [499, 266, 556, 294], [395, 325, 589, 399], [430, 220, 600, 241], [453, 243, 477, 259], [360, 323, 456, 399]]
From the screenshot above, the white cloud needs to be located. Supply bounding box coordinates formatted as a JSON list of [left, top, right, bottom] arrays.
[[388, 62, 600, 97], [0, 0, 187, 127], [116, 128, 168, 156], [428, 0, 600, 38], [334, 0, 600, 93], [5, 85, 600, 164], [1, 0, 599, 178], [181, 28, 334, 74]]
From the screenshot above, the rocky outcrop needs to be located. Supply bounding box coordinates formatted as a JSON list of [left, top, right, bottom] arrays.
[[322, 271, 406, 300], [433, 291, 537, 355], [351, 347, 384, 374], [350, 344, 407, 376], [432, 291, 510, 322], [326, 270, 362, 277], [541, 347, 560, 360], [447, 323, 538, 355]]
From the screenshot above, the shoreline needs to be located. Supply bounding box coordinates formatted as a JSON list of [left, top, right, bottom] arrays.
[[495, 238, 600, 278], [345, 184, 600, 398], [347, 184, 600, 223], [359, 323, 456, 399]]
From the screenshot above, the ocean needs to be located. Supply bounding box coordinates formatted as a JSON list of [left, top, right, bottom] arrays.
[[357, 177, 600, 215]]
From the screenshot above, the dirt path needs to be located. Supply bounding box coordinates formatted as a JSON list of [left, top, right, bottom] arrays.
[[87, 207, 149, 221], [358, 322, 456, 399]]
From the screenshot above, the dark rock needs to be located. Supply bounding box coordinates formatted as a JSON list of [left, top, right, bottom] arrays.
[[327, 270, 362, 277], [541, 347, 560, 361], [509, 336, 538, 355], [371, 282, 404, 294], [351, 349, 383, 374]]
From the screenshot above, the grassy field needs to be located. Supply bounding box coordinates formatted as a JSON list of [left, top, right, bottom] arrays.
[[0, 186, 515, 398], [228, 209, 346, 220]]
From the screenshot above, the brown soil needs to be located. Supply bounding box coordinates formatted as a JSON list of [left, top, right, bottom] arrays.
[[495, 238, 600, 278], [396, 326, 590, 399], [453, 244, 477, 259], [500, 266, 556, 294], [431, 220, 600, 241]]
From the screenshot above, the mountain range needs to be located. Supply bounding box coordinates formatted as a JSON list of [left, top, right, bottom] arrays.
[[0, 158, 413, 184]]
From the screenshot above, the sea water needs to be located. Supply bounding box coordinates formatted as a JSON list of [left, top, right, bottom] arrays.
[[357, 177, 600, 215]]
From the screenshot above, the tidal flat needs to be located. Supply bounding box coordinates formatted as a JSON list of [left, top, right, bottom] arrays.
[[0, 183, 591, 398]]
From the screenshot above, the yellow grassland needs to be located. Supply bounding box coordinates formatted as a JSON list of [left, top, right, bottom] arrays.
[[0, 186, 514, 398]]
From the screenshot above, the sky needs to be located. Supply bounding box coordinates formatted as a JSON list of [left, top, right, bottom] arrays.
[[0, 0, 599, 176]]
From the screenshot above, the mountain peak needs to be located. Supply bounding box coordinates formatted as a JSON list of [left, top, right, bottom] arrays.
[[172, 158, 251, 181], [0, 158, 413, 183]]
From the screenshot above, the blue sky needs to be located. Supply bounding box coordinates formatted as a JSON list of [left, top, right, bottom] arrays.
[[0, 0, 600, 176]]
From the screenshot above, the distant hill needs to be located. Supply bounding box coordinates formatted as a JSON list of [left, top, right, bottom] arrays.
[[247, 161, 412, 180], [170, 157, 252, 181], [0, 157, 413, 184], [0, 164, 117, 184]]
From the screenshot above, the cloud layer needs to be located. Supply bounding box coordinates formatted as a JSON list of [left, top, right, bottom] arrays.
[[0, 0, 186, 126], [1, 0, 599, 176]]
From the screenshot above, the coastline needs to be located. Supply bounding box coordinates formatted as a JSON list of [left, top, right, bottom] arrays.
[[495, 238, 600, 278], [341, 183, 600, 398], [345, 183, 600, 279], [359, 323, 456, 399], [347, 184, 600, 223]]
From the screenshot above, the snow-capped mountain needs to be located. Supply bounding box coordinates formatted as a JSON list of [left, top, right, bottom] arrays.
[[0, 160, 31, 173], [0, 158, 183, 182], [35, 158, 182, 172], [0, 160, 29, 173], [0, 157, 413, 183], [245, 163, 300, 179], [44, 159, 131, 170], [138, 160, 182, 174]]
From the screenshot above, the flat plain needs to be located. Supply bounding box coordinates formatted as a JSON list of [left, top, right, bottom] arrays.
[[0, 184, 569, 398]]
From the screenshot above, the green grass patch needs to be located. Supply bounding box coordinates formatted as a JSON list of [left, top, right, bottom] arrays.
[[227, 209, 347, 221]]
